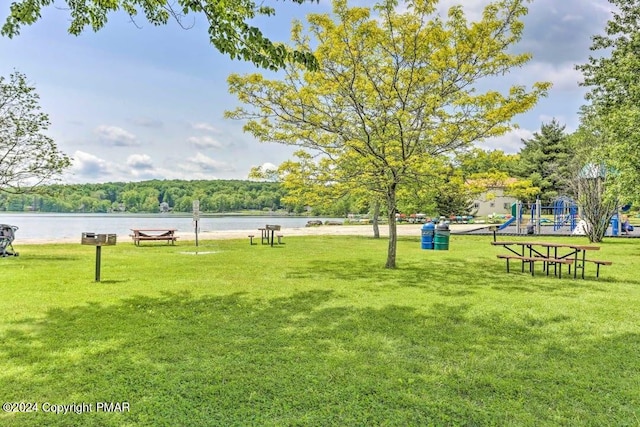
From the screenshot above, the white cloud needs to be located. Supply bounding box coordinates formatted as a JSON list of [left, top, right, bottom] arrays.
[[517, 62, 584, 92], [127, 154, 154, 170], [95, 125, 139, 146], [180, 152, 234, 173], [191, 122, 220, 133], [187, 136, 224, 149], [259, 162, 278, 172], [477, 128, 535, 153], [67, 150, 118, 180]]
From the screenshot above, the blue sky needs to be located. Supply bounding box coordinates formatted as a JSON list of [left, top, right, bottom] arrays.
[[0, 0, 614, 184]]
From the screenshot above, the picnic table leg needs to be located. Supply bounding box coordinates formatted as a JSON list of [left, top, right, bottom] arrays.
[[530, 259, 534, 276], [558, 262, 562, 278], [270, 230, 275, 247]]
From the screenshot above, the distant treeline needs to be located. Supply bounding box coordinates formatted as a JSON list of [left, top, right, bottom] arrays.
[[0, 180, 297, 214]]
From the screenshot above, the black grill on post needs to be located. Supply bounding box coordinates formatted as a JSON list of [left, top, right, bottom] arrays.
[[81, 233, 117, 282], [265, 225, 281, 247]]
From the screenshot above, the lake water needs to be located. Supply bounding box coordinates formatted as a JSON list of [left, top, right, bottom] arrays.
[[0, 213, 341, 241]]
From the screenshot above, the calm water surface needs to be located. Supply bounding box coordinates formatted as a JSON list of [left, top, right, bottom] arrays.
[[0, 213, 340, 241]]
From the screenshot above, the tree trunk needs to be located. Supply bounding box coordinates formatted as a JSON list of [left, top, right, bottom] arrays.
[[372, 199, 380, 239], [385, 190, 397, 269]]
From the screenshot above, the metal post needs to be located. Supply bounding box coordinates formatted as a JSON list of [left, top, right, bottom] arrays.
[[193, 200, 200, 247], [536, 199, 542, 235], [95, 246, 102, 282]]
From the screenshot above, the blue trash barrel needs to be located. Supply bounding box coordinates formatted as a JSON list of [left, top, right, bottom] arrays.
[[421, 221, 435, 250]]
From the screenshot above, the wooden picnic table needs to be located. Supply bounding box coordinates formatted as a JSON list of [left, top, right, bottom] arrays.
[[130, 229, 178, 246], [259, 225, 281, 247], [491, 240, 607, 279]]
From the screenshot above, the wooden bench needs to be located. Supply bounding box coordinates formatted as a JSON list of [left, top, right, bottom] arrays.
[[569, 259, 613, 279], [497, 254, 574, 278], [248, 235, 255, 245], [130, 229, 178, 246], [277, 234, 284, 244]]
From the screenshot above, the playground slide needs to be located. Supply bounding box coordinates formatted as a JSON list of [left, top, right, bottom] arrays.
[[497, 216, 516, 231]]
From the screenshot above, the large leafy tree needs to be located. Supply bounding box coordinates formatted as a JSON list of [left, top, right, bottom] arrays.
[[1, 0, 318, 70], [578, 0, 640, 110], [575, 0, 640, 205], [515, 119, 574, 204], [0, 71, 71, 194], [226, 0, 550, 268]]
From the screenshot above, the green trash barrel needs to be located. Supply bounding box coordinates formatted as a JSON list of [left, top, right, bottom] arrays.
[[434, 219, 450, 250]]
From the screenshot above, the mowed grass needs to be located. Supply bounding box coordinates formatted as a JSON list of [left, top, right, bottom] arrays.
[[0, 234, 639, 426]]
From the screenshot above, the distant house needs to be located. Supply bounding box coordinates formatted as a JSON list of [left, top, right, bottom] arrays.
[[470, 178, 518, 217]]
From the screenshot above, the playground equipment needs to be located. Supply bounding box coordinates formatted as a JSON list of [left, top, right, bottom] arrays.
[[499, 197, 579, 235], [608, 204, 633, 236], [552, 197, 578, 232], [490, 197, 633, 237]]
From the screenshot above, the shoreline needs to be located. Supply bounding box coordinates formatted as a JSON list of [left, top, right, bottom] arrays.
[[15, 224, 484, 245]]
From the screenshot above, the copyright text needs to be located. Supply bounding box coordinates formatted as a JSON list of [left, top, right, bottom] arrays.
[[2, 401, 130, 414]]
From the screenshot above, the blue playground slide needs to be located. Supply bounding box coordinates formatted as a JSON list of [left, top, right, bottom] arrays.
[[497, 216, 516, 231]]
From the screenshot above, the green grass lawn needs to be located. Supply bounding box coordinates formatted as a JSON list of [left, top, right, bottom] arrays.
[[1, 235, 639, 426]]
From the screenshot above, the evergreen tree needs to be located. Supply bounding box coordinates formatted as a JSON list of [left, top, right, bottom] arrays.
[[516, 119, 574, 204]]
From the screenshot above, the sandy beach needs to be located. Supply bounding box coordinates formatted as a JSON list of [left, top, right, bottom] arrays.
[[17, 223, 485, 245]]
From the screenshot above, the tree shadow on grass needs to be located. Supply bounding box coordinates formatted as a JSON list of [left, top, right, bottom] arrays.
[[286, 256, 612, 298], [1, 290, 638, 426]]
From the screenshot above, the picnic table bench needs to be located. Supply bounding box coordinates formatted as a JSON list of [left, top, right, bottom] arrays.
[[496, 254, 574, 278], [130, 229, 178, 246], [492, 240, 612, 279]]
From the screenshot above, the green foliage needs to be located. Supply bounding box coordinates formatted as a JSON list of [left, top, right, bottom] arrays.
[[0, 235, 639, 425], [577, 0, 640, 110], [0, 71, 71, 193], [0, 179, 286, 213], [227, 0, 550, 267], [573, 0, 640, 235], [428, 164, 474, 217], [456, 148, 520, 177], [575, 0, 640, 204], [515, 119, 574, 203], [1, 0, 319, 71]]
